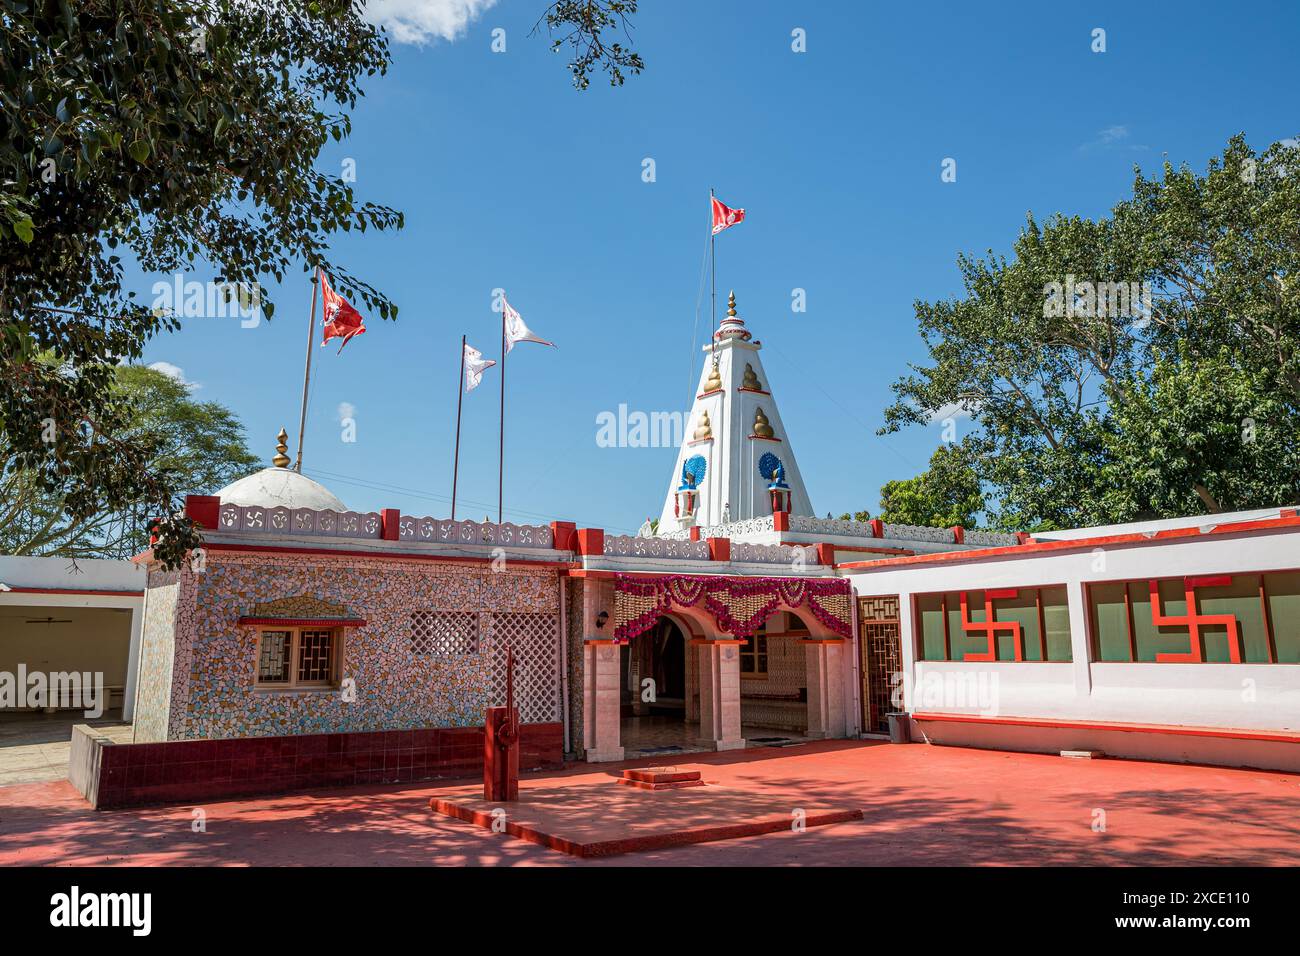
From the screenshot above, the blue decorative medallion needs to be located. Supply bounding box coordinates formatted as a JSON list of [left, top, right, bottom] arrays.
[[681, 454, 707, 489], [758, 452, 787, 487]]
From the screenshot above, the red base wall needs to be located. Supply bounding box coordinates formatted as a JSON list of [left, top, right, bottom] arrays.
[[88, 723, 563, 810]]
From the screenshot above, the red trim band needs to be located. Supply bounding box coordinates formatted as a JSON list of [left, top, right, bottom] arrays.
[[913, 712, 1300, 744], [1, 587, 144, 598], [238, 616, 367, 627]]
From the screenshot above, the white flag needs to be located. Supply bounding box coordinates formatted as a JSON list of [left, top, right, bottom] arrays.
[[463, 342, 495, 392], [502, 296, 555, 353]]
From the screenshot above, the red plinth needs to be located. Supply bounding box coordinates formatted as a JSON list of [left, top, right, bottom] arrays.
[[483, 706, 520, 802], [617, 766, 706, 791]]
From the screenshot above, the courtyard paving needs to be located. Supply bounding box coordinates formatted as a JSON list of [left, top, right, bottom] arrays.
[[0, 712, 133, 787], [2, 739, 1298, 866]]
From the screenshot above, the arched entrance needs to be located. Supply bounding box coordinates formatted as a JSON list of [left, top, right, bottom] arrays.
[[620, 614, 696, 755], [581, 574, 855, 762]]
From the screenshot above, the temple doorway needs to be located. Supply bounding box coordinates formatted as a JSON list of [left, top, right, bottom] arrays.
[[620, 615, 696, 755]]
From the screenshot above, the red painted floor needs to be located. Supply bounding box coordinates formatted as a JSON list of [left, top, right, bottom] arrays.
[[2, 740, 1298, 866]]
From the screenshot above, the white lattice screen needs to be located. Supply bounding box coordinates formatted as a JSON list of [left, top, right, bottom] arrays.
[[485, 612, 563, 724], [409, 611, 480, 658]]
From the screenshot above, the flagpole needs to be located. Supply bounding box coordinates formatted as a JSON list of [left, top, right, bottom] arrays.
[[452, 334, 466, 521], [294, 267, 319, 472], [498, 302, 506, 524], [709, 187, 717, 333]]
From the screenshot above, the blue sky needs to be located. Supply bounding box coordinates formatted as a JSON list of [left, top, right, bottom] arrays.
[[139, 0, 1299, 534]]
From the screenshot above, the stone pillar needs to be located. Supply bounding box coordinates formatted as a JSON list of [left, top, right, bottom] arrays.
[[630, 634, 651, 716], [696, 639, 746, 751], [584, 640, 624, 762], [804, 640, 848, 739]]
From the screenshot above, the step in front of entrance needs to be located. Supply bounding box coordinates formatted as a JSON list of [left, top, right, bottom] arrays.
[[618, 766, 706, 791]]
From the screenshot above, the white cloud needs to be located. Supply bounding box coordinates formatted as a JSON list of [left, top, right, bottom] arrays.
[[928, 401, 974, 425], [363, 0, 498, 45], [1081, 125, 1148, 153], [148, 361, 199, 390], [337, 402, 356, 422]]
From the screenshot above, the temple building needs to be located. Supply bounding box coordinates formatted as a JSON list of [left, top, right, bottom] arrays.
[[67, 292, 1300, 808]]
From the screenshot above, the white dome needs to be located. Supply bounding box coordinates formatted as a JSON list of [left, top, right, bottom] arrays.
[[217, 467, 348, 512]]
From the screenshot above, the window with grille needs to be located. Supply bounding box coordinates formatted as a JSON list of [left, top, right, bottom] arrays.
[[410, 611, 479, 658], [297, 630, 334, 683], [257, 630, 292, 683], [255, 627, 342, 688]]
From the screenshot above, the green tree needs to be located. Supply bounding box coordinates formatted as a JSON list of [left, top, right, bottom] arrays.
[[0, 0, 641, 568], [876, 444, 985, 528], [0, 364, 257, 558], [881, 135, 1300, 530]]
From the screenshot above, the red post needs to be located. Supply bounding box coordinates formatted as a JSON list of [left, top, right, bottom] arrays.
[[380, 508, 401, 541], [706, 537, 730, 562], [550, 521, 577, 551], [869, 518, 883, 538], [773, 511, 790, 532], [184, 495, 221, 530], [575, 528, 604, 556], [815, 543, 836, 566], [1015, 532, 1033, 545], [951, 526, 965, 544], [484, 646, 519, 802], [688, 526, 701, 541]]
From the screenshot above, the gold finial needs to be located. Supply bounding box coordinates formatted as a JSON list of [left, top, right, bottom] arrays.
[[741, 362, 762, 390], [273, 427, 291, 468], [693, 410, 713, 441], [727, 290, 737, 317], [703, 361, 722, 392], [753, 407, 775, 439]]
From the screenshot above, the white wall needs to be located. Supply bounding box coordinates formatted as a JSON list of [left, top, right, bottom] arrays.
[[844, 526, 1300, 737], [0, 556, 144, 719]]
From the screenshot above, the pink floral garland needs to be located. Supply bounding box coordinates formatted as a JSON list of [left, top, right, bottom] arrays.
[[613, 573, 852, 643]]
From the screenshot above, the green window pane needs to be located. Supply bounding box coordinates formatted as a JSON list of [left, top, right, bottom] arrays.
[[1131, 579, 1193, 661], [1089, 583, 1130, 662], [948, 591, 991, 660], [1039, 585, 1073, 662], [1196, 575, 1267, 663], [991, 591, 1041, 661], [916, 593, 947, 661], [1265, 571, 1300, 663]]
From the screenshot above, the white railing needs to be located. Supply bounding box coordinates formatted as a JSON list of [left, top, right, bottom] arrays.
[[731, 542, 818, 565], [963, 528, 1021, 547], [603, 534, 710, 561], [397, 516, 554, 549], [218, 503, 382, 539], [787, 513, 1018, 547]]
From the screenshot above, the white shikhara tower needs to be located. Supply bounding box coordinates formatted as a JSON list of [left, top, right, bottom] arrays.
[[658, 292, 814, 531]]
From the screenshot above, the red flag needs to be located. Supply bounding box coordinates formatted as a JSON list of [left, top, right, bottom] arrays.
[[319, 270, 366, 353], [711, 196, 745, 235]]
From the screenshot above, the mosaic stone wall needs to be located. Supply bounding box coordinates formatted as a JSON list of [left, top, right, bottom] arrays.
[[566, 577, 585, 757], [132, 570, 182, 743], [159, 550, 561, 740]]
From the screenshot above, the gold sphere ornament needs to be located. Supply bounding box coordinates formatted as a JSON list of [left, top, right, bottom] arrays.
[[272, 428, 291, 468], [693, 410, 713, 441], [703, 361, 722, 393]]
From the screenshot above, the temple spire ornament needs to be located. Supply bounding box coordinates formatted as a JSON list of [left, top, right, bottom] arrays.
[[272, 428, 291, 468], [658, 288, 813, 529], [703, 361, 722, 393], [693, 410, 713, 441]]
